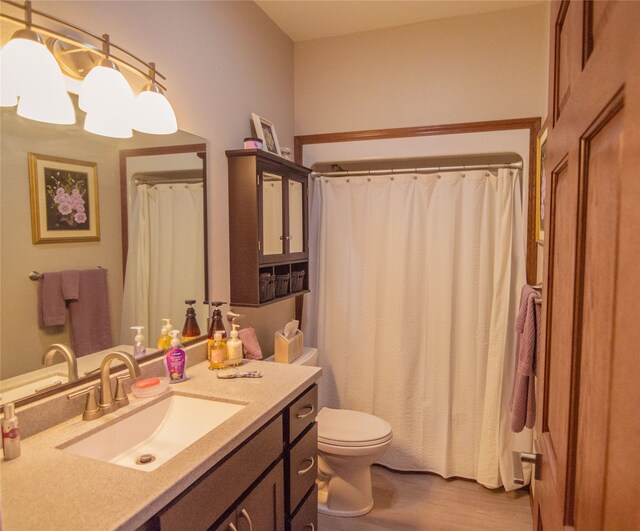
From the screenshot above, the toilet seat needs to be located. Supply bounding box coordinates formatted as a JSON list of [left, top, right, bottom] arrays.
[[317, 407, 392, 447]]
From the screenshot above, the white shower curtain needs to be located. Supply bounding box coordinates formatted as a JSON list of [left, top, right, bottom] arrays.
[[305, 169, 532, 490], [120, 183, 204, 344]]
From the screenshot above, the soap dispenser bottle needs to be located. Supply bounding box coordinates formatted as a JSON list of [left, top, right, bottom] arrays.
[[225, 324, 243, 367], [157, 318, 172, 349], [2, 403, 20, 460], [165, 330, 187, 382], [130, 326, 146, 359], [207, 301, 227, 340], [181, 300, 201, 342], [208, 330, 226, 370]]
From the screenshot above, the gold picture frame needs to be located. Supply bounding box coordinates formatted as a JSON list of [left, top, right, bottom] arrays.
[[28, 153, 100, 244], [535, 125, 548, 244], [251, 113, 281, 156]]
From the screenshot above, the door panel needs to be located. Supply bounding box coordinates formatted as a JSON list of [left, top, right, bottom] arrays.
[[573, 92, 623, 531], [536, 1, 640, 530]]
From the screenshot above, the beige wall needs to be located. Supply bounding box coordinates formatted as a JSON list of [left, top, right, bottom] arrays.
[[1, 1, 296, 378], [294, 3, 549, 135]]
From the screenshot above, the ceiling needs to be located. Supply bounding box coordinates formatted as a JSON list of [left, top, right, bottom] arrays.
[[255, 0, 544, 42]]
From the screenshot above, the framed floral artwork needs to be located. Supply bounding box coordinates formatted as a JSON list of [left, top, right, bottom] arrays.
[[251, 113, 281, 156], [28, 153, 100, 243]]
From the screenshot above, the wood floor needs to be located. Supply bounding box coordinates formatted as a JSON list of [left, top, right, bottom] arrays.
[[318, 466, 532, 530]]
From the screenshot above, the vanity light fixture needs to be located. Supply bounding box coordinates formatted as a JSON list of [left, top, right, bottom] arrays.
[[132, 63, 178, 135], [0, 0, 74, 124], [0, 0, 178, 137], [79, 34, 134, 138]]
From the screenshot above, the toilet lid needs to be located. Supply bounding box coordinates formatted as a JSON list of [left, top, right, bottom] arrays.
[[317, 407, 392, 447]]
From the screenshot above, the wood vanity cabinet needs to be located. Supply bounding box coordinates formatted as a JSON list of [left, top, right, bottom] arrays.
[[285, 385, 318, 531], [141, 384, 318, 531], [227, 149, 311, 307]]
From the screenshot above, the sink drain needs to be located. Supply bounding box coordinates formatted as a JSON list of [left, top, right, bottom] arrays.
[[136, 454, 156, 465]]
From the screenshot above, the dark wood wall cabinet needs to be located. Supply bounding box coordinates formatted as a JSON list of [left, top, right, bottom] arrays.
[[141, 384, 318, 531], [227, 149, 311, 307]]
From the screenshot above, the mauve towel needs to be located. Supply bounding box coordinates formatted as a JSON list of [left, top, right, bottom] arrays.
[[68, 268, 112, 357], [238, 327, 263, 360], [510, 284, 541, 433], [39, 272, 65, 327], [38, 270, 80, 327]]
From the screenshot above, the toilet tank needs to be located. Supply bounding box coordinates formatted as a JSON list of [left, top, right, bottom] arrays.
[[292, 347, 318, 366]]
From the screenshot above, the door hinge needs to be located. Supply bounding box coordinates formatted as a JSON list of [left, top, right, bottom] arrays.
[[257, 173, 260, 186], [258, 240, 261, 251]]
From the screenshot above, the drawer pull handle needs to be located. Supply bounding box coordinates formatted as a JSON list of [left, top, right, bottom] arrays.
[[240, 508, 253, 531], [296, 405, 315, 419], [229, 524, 238, 531], [297, 456, 315, 475], [304, 525, 315, 530]]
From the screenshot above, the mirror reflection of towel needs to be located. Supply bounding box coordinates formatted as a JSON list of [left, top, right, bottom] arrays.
[[68, 268, 112, 357], [38, 270, 80, 327]]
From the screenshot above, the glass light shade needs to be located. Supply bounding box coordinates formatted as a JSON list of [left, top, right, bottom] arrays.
[[1, 30, 74, 122], [84, 109, 133, 138], [17, 86, 75, 125], [79, 61, 134, 113], [133, 88, 178, 134], [0, 49, 18, 106]]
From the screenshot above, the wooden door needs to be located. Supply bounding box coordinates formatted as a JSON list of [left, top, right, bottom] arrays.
[[535, 1, 640, 530]]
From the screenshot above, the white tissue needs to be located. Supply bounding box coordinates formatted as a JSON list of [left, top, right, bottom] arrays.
[[283, 319, 299, 339]]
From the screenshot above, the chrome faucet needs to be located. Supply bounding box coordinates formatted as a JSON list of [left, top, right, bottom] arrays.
[[42, 343, 78, 382], [98, 351, 141, 414]]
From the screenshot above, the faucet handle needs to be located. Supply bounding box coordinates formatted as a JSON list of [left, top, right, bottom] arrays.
[[114, 375, 132, 408], [68, 385, 102, 421]]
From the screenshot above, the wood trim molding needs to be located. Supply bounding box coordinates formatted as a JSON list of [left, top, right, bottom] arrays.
[[294, 118, 541, 284]]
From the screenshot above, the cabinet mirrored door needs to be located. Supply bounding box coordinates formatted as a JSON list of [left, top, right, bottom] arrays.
[[262, 172, 284, 255], [288, 180, 304, 254]]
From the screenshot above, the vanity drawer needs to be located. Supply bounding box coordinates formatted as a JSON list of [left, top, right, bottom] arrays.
[[288, 422, 318, 513], [157, 414, 283, 531], [289, 484, 318, 531], [287, 385, 317, 443]]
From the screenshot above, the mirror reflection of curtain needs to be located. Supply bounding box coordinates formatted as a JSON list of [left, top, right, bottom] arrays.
[[120, 183, 204, 344]]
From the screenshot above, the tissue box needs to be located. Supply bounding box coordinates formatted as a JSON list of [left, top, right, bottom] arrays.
[[274, 329, 304, 363]]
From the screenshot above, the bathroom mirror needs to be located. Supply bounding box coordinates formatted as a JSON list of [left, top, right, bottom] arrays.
[[0, 104, 208, 406], [262, 172, 284, 255], [288, 180, 304, 254]]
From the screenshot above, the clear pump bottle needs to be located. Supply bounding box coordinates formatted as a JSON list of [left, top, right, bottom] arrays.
[[130, 326, 146, 359]]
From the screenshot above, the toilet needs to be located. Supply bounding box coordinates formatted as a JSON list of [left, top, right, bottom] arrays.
[[291, 348, 393, 517]]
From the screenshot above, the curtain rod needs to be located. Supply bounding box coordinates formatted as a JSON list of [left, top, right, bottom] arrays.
[[311, 160, 523, 178]]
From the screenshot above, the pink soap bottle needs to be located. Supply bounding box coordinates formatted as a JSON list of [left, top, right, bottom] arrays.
[[165, 330, 187, 383]]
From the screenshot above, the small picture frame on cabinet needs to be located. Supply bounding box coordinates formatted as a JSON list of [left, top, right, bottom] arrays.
[[251, 113, 281, 157]]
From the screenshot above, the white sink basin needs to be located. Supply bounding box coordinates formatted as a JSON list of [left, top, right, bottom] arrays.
[[60, 393, 246, 471]]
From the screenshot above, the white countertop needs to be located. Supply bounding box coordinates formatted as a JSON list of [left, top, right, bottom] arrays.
[[1, 358, 321, 530]]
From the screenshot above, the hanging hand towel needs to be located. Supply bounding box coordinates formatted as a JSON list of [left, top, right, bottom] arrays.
[[510, 284, 541, 432], [68, 268, 113, 357], [38, 272, 64, 327], [38, 270, 80, 327]]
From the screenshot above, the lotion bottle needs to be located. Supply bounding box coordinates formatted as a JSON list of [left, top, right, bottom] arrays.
[[2, 403, 21, 460], [208, 330, 226, 370], [225, 324, 243, 367], [165, 330, 187, 383], [207, 301, 227, 340], [131, 326, 146, 359]]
